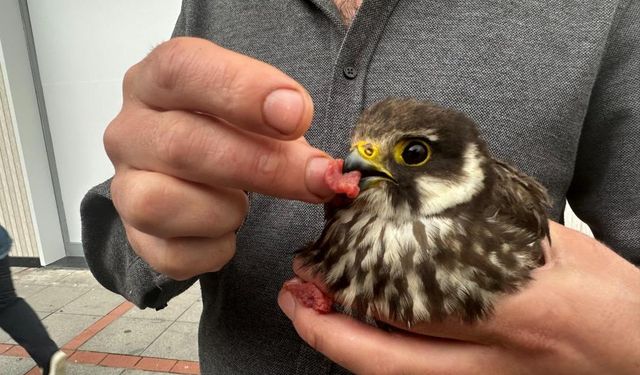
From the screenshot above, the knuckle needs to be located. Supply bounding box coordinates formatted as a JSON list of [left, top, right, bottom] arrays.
[[251, 143, 287, 188], [103, 114, 126, 163], [118, 177, 172, 232], [212, 62, 240, 105], [210, 235, 237, 272], [154, 116, 185, 167], [226, 191, 249, 231], [148, 39, 199, 92], [154, 241, 195, 280], [110, 172, 128, 214], [148, 38, 240, 102], [103, 109, 148, 165], [156, 256, 194, 281], [122, 227, 147, 260], [122, 64, 139, 96], [154, 113, 206, 170], [157, 235, 237, 280]]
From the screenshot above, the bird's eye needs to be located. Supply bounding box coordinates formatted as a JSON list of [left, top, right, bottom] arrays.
[[395, 139, 431, 166], [402, 142, 429, 165]]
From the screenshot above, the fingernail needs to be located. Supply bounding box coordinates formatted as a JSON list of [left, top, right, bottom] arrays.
[[263, 89, 305, 135], [306, 157, 333, 199], [278, 290, 296, 319]]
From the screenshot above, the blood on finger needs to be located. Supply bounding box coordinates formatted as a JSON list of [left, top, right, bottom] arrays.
[[324, 159, 361, 198]]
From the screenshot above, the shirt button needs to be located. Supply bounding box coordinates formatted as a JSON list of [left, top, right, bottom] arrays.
[[343, 66, 357, 79]]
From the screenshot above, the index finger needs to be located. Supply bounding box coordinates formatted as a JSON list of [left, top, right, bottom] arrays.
[[126, 37, 313, 140]]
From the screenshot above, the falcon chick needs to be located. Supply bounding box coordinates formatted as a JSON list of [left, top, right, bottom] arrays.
[[297, 98, 550, 324]]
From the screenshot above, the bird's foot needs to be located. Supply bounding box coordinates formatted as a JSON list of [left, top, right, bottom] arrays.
[[324, 158, 361, 199]]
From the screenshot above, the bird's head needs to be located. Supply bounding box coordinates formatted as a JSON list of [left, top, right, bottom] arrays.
[[344, 98, 492, 219]]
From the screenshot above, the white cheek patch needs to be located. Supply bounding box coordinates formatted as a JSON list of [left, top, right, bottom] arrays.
[[415, 143, 486, 216]]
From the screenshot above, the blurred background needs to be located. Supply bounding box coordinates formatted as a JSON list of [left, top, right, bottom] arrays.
[[1, 0, 182, 266]]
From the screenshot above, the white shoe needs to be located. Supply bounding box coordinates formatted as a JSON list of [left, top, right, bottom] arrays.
[[48, 350, 67, 375]]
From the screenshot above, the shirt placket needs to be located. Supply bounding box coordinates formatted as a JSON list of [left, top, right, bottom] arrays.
[[310, 0, 402, 158], [294, 1, 401, 374]]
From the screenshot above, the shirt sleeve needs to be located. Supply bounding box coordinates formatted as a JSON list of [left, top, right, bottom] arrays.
[[566, 0, 640, 265], [80, 180, 197, 310]]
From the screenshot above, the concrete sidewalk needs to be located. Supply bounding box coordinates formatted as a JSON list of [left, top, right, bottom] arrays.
[[0, 266, 201, 375]]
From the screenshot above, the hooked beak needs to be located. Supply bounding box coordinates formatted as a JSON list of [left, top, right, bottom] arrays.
[[343, 142, 395, 190]]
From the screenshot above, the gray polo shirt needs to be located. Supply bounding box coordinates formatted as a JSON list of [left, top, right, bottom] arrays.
[[81, 0, 639, 373]]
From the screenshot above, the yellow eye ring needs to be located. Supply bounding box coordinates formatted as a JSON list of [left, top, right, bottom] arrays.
[[394, 139, 431, 166]]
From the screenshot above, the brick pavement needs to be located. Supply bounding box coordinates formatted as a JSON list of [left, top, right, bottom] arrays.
[[0, 266, 201, 375]]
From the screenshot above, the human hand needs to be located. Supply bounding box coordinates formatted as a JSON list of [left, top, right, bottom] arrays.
[[279, 221, 640, 374], [105, 37, 333, 280]]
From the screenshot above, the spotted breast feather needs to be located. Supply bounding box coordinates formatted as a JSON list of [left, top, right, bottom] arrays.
[[297, 98, 550, 324]]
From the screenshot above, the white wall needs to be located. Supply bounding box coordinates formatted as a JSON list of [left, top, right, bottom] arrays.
[[27, 0, 181, 244], [0, 0, 65, 264]]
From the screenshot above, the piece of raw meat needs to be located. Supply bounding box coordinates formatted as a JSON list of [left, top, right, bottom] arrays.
[[324, 159, 361, 198], [283, 279, 333, 313]]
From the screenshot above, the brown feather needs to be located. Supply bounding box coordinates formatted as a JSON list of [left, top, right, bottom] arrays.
[[297, 99, 551, 324], [491, 159, 551, 245]]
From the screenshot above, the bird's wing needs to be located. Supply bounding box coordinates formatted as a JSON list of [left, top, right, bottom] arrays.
[[490, 160, 551, 241]]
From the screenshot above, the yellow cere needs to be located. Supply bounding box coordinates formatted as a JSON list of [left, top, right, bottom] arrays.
[[354, 141, 379, 160], [351, 140, 395, 178]]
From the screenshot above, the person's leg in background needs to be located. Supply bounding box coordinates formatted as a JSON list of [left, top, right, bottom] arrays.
[[0, 255, 66, 374]]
